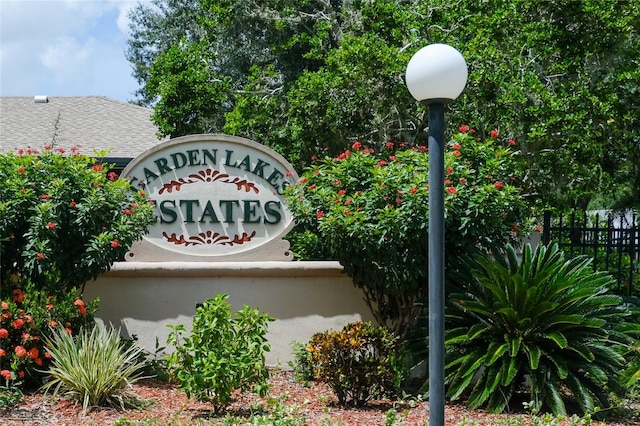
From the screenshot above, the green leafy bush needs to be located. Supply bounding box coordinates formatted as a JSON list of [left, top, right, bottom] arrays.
[[446, 243, 633, 416], [285, 128, 533, 339], [0, 279, 97, 388], [166, 294, 273, 414], [41, 324, 148, 413], [0, 381, 23, 408], [306, 321, 405, 406], [0, 145, 155, 293], [288, 341, 314, 384], [0, 145, 153, 391], [219, 395, 307, 426]]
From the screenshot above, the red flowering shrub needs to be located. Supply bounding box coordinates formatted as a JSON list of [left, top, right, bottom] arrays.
[[0, 145, 154, 390], [286, 126, 533, 339], [0, 279, 97, 387], [0, 145, 155, 294]]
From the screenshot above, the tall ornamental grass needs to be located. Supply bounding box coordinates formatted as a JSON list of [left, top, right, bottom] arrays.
[[42, 324, 148, 412]]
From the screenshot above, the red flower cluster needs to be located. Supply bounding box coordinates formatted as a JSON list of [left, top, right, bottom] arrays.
[[74, 299, 87, 316], [1, 287, 95, 384]]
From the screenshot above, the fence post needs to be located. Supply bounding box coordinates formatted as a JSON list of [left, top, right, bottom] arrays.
[[593, 213, 600, 270], [542, 211, 551, 245], [631, 213, 637, 294]]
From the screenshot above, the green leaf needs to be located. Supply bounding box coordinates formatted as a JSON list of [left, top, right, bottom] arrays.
[[486, 342, 509, 366], [545, 331, 568, 349]]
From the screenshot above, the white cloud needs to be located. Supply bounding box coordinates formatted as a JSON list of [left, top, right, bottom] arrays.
[[41, 36, 94, 72], [0, 0, 142, 101], [116, 2, 137, 36]]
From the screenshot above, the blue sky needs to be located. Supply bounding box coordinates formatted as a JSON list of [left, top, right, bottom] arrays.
[[0, 0, 141, 102]]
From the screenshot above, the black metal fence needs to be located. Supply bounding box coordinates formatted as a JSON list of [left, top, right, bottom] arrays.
[[541, 210, 639, 295]]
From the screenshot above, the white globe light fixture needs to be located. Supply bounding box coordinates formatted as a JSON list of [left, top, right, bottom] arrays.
[[406, 43, 468, 103], [405, 43, 467, 426]]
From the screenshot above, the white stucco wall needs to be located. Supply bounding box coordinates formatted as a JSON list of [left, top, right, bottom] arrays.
[[83, 261, 374, 367]]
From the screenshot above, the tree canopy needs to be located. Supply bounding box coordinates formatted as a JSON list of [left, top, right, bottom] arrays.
[[126, 0, 640, 210]]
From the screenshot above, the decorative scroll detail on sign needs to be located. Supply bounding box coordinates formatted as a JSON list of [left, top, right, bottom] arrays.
[[163, 230, 257, 246], [158, 169, 259, 195]]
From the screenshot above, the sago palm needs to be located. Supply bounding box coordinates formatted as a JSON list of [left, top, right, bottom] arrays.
[[445, 243, 632, 416]]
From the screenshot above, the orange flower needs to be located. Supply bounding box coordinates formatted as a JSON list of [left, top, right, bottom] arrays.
[[12, 289, 25, 303], [1, 370, 12, 381], [28, 347, 39, 359], [13, 318, 24, 329], [74, 299, 87, 316], [14, 346, 27, 358], [0, 328, 8, 338], [1, 301, 8, 310]]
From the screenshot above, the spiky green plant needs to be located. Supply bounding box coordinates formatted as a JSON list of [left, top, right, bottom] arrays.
[[446, 243, 632, 416], [41, 324, 147, 412]]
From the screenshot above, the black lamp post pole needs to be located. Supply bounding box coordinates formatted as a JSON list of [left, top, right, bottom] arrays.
[[427, 101, 446, 426]]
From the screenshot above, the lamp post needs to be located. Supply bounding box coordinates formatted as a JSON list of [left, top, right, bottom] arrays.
[[405, 43, 467, 426]]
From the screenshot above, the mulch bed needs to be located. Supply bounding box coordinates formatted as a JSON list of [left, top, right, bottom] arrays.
[[2, 370, 638, 425]]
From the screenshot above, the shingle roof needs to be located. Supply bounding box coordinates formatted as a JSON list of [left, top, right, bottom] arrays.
[[0, 96, 166, 158]]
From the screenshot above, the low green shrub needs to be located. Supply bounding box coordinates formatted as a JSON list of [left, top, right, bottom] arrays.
[[122, 335, 169, 382], [166, 294, 273, 414], [288, 341, 314, 384], [0, 381, 23, 408], [220, 395, 307, 426], [41, 324, 148, 413], [0, 278, 97, 388], [446, 243, 633, 416], [306, 321, 405, 406]]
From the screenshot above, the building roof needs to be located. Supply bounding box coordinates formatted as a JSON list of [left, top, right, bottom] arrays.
[[0, 96, 166, 159]]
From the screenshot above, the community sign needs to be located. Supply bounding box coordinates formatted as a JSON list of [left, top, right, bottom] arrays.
[[122, 134, 299, 261]]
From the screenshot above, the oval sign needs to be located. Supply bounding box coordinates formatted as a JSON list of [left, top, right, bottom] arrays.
[[122, 134, 299, 261]]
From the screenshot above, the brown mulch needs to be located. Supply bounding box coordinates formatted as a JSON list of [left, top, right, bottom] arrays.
[[2, 370, 638, 425]]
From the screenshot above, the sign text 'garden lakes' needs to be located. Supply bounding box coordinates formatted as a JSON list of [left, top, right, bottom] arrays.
[[122, 135, 299, 259]]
